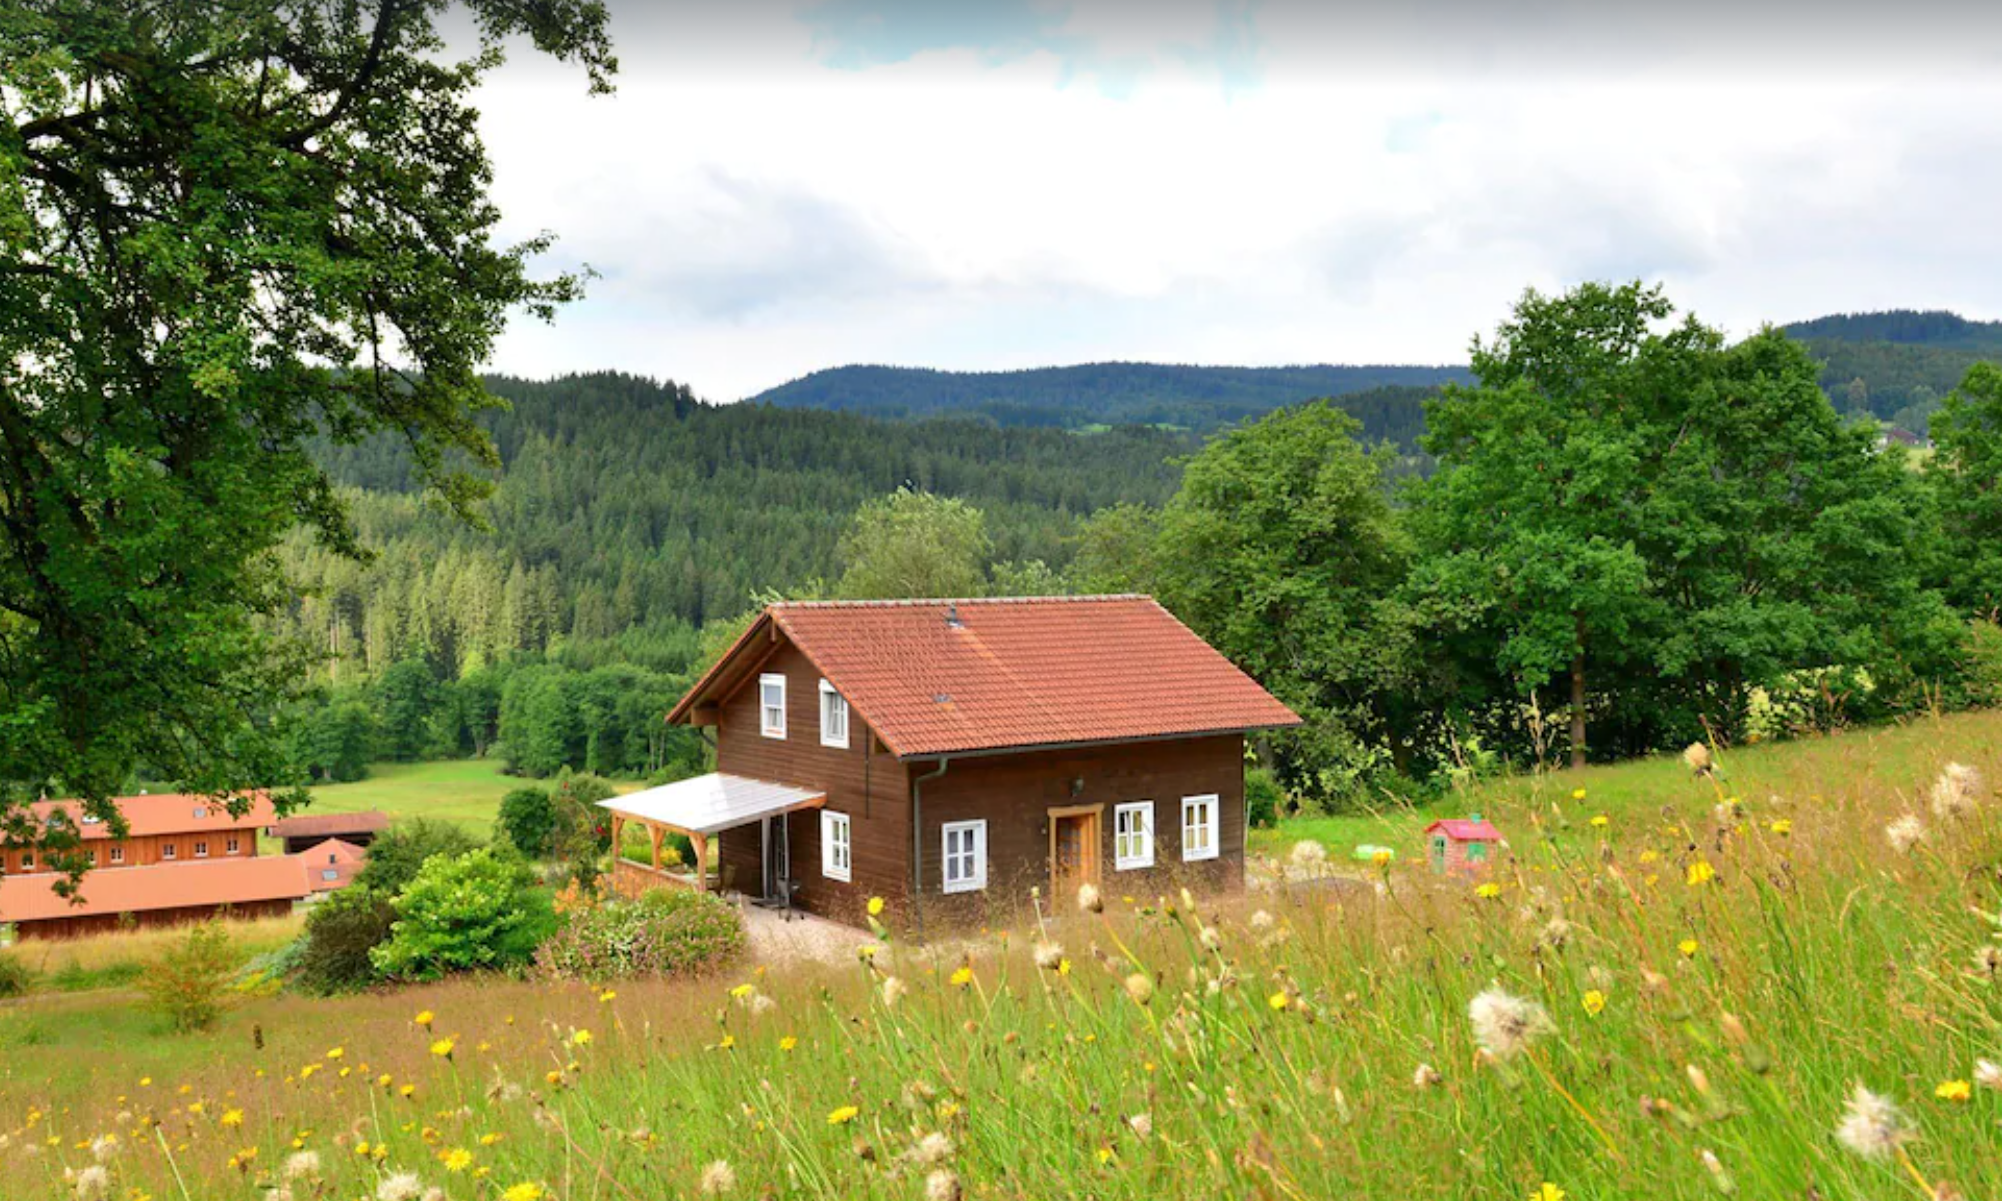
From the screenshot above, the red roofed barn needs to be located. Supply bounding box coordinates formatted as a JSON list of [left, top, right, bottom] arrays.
[[602, 596, 1300, 930]]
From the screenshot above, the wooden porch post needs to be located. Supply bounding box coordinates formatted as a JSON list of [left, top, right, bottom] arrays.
[[690, 832, 709, 893], [610, 816, 624, 863], [648, 823, 663, 870]]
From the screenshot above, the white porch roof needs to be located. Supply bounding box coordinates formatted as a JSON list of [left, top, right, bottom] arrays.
[[599, 773, 825, 836]]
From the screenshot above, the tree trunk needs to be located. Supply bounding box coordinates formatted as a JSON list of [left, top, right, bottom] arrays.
[[1569, 613, 1587, 769]]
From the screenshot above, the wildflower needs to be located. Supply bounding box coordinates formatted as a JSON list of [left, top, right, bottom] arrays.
[[216, 1107, 244, 1129], [1475, 882, 1502, 899], [1572, 787, 1587, 800], [1413, 1063, 1443, 1089], [1267, 991, 1289, 1011], [414, 1010, 435, 1028], [598, 989, 616, 1003], [1885, 814, 1926, 854], [443, 1147, 474, 1172], [1289, 840, 1328, 871], [1699, 1149, 1735, 1195], [780, 1036, 798, 1052], [925, 1169, 962, 1201], [827, 1105, 860, 1126], [856, 944, 882, 963], [1077, 883, 1103, 914], [949, 966, 973, 989], [1248, 910, 1274, 931], [377, 1173, 424, 1201], [867, 896, 886, 917], [1767, 819, 1791, 836], [1930, 762, 1984, 821], [1683, 742, 1713, 775], [429, 1038, 456, 1059], [1975, 1060, 2002, 1091], [700, 1160, 736, 1195], [1540, 917, 1573, 950], [1833, 1084, 1912, 1160], [1974, 946, 2002, 978], [1467, 987, 1553, 1060], [1936, 1079, 1972, 1102], [1123, 973, 1155, 1006], [908, 1131, 954, 1166], [1678, 938, 1699, 957], [1529, 1184, 1566, 1201], [88, 1134, 119, 1162], [1685, 860, 1715, 887], [730, 983, 756, 999], [480, 1133, 506, 1146], [1126, 1113, 1152, 1140], [501, 1184, 546, 1201], [1032, 941, 1064, 970], [571, 1029, 593, 1047], [882, 977, 909, 1007], [1589, 814, 1609, 828], [282, 1150, 322, 1181], [717, 1035, 736, 1051], [326, 1047, 344, 1060], [73, 1166, 110, 1200], [1581, 990, 1606, 1017], [400, 1085, 417, 1099]]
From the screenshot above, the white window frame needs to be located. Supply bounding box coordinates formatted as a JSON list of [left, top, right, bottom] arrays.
[[162, 843, 177, 860], [821, 811, 852, 882], [1114, 801, 1155, 871], [19, 851, 32, 869], [194, 840, 209, 858], [225, 837, 239, 855], [759, 673, 787, 739], [941, 820, 987, 894], [109, 846, 124, 864], [819, 679, 849, 749], [1181, 794, 1220, 862]]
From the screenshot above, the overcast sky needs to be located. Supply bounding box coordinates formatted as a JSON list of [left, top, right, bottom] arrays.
[[467, 0, 2002, 401]]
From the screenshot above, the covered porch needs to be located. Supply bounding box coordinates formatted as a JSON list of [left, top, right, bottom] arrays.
[[599, 773, 825, 902]]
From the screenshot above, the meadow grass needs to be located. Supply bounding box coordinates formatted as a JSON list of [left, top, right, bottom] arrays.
[[1, 915, 304, 996], [4, 714, 2002, 1199], [300, 760, 526, 836]]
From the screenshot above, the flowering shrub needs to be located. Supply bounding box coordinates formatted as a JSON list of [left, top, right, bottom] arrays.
[[537, 887, 743, 980], [370, 849, 557, 981]]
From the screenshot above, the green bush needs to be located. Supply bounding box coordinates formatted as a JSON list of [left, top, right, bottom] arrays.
[[498, 786, 558, 858], [1245, 767, 1286, 829], [370, 848, 557, 981], [537, 888, 744, 980], [355, 818, 482, 896], [138, 923, 241, 1033], [0, 951, 33, 998], [297, 886, 397, 995]]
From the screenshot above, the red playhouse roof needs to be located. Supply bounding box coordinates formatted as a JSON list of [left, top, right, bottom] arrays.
[[1425, 818, 1503, 842], [671, 595, 1302, 759], [28, 792, 277, 841], [0, 855, 313, 925], [299, 839, 367, 892], [269, 810, 390, 839]]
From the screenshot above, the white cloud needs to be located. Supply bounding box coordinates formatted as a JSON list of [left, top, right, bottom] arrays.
[[471, 2, 2002, 400]]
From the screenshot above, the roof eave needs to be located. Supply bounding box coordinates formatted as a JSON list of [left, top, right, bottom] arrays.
[[890, 719, 1303, 762]]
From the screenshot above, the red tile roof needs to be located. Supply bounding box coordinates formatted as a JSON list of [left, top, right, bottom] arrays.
[[270, 810, 389, 839], [1425, 819, 1502, 842], [27, 792, 277, 841], [0, 854, 312, 925], [299, 839, 367, 892], [673, 595, 1301, 758]]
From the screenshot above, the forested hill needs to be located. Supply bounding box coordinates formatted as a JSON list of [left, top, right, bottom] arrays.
[[750, 362, 1470, 440], [1781, 309, 2002, 432], [289, 373, 1192, 680]]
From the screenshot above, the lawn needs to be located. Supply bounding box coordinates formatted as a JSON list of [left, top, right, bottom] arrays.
[[5, 714, 2001, 1199], [300, 758, 524, 835]]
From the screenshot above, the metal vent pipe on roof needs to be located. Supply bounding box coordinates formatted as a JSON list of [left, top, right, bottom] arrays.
[[944, 602, 962, 628]]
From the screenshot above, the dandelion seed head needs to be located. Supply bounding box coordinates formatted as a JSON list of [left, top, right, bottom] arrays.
[[1076, 883, 1103, 914], [881, 976, 909, 1007], [1466, 987, 1552, 1059], [1931, 762, 1984, 821], [1683, 742, 1713, 774], [1413, 1063, 1443, 1089], [283, 1150, 322, 1181], [908, 1131, 954, 1166], [376, 1172, 424, 1201], [1289, 840, 1328, 870], [924, 1169, 962, 1201], [1123, 972, 1155, 1006], [73, 1166, 110, 1201], [1885, 814, 1926, 854], [1975, 1060, 2002, 1091], [1248, 910, 1275, 931], [1127, 1112, 1153, 1140], [1032, 941, 1064, 970], [699, 1160, 736, 1195], [1834, 1084, 1911, 1160]]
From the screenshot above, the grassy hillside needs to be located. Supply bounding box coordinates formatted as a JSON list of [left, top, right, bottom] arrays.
[[6, 712, 2002, 1197], [299, 759, 645, 837]]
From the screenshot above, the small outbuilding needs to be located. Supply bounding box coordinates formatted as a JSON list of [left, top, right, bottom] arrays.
[[1424, 815, 1502, 875], [269, 810, 390, 854]]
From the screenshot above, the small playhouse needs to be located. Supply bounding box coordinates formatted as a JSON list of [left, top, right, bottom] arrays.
[[1424, 815, 1502, 874]]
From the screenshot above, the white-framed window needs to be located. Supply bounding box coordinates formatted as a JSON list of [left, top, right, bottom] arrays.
[[941, 820, 987, 894], [819, 679, 849, 749], [226, 837, 239, 854], [85, 849, 97, 865], [109, 846, 124, 864], [19, 852, 32, 869], [1181, 794, 1219, 862], [821, 811, 852, 882], [1114, 802, 1155, 870], [162, 843, 177, 860], [194, 840, 209, 858], [759, 673, 787, 739]]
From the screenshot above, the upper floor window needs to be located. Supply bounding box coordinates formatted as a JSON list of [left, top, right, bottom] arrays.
[[1181, 794, 1219, 862], [759, 673, 787, 739], [819, 679, 849, 749], [1114, 802, 1155, 870], [942, 820, 987, 894], [821, 811, 852, 882]]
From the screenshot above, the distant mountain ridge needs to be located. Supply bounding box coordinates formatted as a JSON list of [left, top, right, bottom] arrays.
[[1781, 309, 2002, 432], [751, 362, 1472, 445], [1782, 309, 2002, 350]]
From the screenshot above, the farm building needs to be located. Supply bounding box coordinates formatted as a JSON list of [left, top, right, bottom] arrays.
[[1424, 816, 1503, 874], [302, 838, 368, 893], [1, 792, 275, 875], [0, 853, 336, 940], [600, 595, 1300, 931], [269, 810, 390, 854]]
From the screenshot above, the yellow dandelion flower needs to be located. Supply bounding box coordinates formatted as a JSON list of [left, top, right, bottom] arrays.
[[443, 1147, 474, 1172], [1768, 819, 1791, 836], [1267, 992, 1289, 1011], [139, 1077, 152, 1087], [325, 1047, 343, 1060], [867, 896, 886, 916], [827, 1105, 860, 1126], [1638, 848, 1660, 863], [571, 1029, 593, 1047], [950, 966, 974, 989], [1058, 958, 1072, 976], [1572, 788, 1587, 800], [1685, 860, 1715, 887], [414, 1010, 435, 1028], [220, 1109, 243, 1128], [1475, 882, 1502, 899], [730, 983, 756, 999], [377, 1074, 393, 1088], [1097, 1146, 1115, 1165], [480, 1132, 504, 1146], [598, 989, 617, 1003], [187, 1101, 205, 1115], [429, 1038, 456, 1058], [1678, 939, 1699, 957], [399, 1085, 417, 1099], [355, 1141, 371, 1156], [1589, 814, 1609, 828], [1529, 1185, 1566, 1201], [501, 1183, 546, 1201], [780, 1036, 799, 1052], [1936, 1079, 1972, 1102], [1581, 990, 1606, 1017], [718, 1035, 736, 1051]]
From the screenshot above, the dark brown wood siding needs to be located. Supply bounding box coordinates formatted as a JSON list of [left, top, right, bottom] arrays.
[[2, 831, 259, 874], [712, 638, 911, 927], [911, 733, 1246, 929], [9, 897, 296, 941]]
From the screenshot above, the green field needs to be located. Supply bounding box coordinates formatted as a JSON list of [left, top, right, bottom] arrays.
[[300, 758, 524, 835]]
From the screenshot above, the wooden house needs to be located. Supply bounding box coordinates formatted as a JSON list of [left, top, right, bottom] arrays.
[[2, 793, 275, 875], [600, 596, 1300, 931], [270, 810, 390, 855], [0, 853, 326, 940], [1424, 816, 1502, 874]]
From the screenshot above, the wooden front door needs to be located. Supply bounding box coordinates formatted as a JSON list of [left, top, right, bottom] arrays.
[[1048, 805, 1102, 897]]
